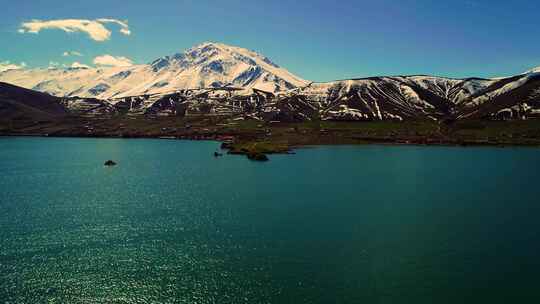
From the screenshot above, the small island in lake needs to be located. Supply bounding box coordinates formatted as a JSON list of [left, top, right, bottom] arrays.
[[104, 160, 117, 166]]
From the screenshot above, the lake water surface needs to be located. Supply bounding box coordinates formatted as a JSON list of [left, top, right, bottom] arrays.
[[1, 137, 539, 303]]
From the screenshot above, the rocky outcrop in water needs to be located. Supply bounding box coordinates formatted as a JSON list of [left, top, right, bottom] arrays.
[[104, 160, 117, 166]]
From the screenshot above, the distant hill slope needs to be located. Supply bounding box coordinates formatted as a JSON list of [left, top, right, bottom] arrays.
[[0, 82, 66, 120], [291, 74, 540, 120]]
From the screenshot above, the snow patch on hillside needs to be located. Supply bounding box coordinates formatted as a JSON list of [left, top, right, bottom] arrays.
[[472, 74, 537, 106]]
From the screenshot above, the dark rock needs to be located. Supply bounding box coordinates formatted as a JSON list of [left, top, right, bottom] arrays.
[[214, 152, 223, 157], [104, 160, 117, 166], [220, 142, 233, 149]]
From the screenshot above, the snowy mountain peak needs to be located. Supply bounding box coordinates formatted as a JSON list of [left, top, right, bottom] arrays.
[[0, 42, 308, 99], [166, 42, 283, 72]]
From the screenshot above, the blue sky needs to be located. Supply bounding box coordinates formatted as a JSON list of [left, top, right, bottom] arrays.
[[1, 0, 539, 81]]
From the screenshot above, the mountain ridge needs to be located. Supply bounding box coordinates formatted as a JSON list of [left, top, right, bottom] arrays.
[[1, 42, 540, 122]]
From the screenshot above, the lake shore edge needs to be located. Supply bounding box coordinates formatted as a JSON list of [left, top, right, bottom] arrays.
[[2, 121, 539, 161]]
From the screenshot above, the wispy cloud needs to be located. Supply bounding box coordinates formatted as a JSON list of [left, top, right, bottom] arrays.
[[70, 62, 91, 69], [18, 18, 131, 42], [0, 61, 26, 72], [96, 19, 131, 36], [62, 51, 83, 57], [93, 54, 133, 67]]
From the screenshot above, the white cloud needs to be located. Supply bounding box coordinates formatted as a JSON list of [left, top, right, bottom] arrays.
[[93, 54, 133, 67], [70, 62, 91, 69], [96, 18, 131, 36], [19, 18, 131, 42], [120, 28, 131, 36], [62, 51, 83, 57], [0, 61, 26, 72]]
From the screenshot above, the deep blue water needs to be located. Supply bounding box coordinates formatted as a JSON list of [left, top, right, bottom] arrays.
[[1, 137, 539, 303]]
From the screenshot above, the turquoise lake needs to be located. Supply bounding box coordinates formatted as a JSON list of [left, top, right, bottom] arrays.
[[1, 137, 539, 303]]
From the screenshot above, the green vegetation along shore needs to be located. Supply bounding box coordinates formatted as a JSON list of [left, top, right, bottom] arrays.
[[1, 115, 540, 160]]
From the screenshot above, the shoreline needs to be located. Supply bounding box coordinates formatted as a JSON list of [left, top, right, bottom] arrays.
[[3, 129, 540, 148], [2, 130, 539, 162], [2, 118, 540, 160]]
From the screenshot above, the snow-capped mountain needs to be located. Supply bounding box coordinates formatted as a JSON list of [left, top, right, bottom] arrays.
[[292, 76, 496, 120], [288, 73, 540, 121], [0, 42, 308, 99], [1, 41, 540, 121]]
